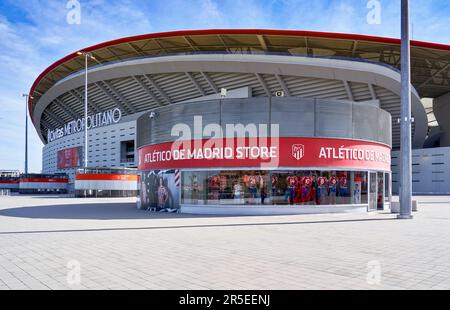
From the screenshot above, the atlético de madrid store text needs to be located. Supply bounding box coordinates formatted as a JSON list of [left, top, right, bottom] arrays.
[[137, 136, 391, 215]]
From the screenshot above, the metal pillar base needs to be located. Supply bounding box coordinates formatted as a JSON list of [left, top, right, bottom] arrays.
[[397, 214, 414, 220]]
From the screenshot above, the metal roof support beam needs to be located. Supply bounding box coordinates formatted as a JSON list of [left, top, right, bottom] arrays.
[[388, 48, 397, 64], [379, 50, 386, 63], [44, 110, 65, 127], [185, 72, 206, 96], [72, 89, 100, 113], [143, 75, 172, 105], [132, 76, 164, 107], [343, 80, 354, 101], [351, 41, 358, 57], [139, 39, 154, 51], [419, 63, 450, 88], [275, 75, 291, 96], [217, 35, 231, 53], [70, 89, 101, 114], [72, 58, 86, 68], [95, 81, 134, 114], [106, 47, 123, 60], [255, 74, 271, 97], [183, 36, 199, 52], [100, 80, 136, 113], [40, 118, 53, 132], [127, 42, 145, 56], [421, 84, 450, 90], [304, 37, 312, 56], [200, 72, 219, 94], [68, 90, 89, 113], [153, 39, 169, 54], [368, 84, 377, 100], [54, 98, 79, 120], [257, 35, 268, 51]]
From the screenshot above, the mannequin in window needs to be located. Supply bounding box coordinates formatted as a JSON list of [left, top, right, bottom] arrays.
[[233, 182, 243, 204]]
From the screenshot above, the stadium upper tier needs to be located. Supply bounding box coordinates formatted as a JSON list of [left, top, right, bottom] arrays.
[[29, 29, 450, 147]]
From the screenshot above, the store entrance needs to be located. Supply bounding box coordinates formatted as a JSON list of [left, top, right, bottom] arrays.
[[369, 172, 388, 211], [369, 172, 378, 211], [377, 172, 385, 210]]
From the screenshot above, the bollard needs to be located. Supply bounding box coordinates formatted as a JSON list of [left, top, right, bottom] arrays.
[[391, 201, 400, 214], [412, 200, 418, 212]]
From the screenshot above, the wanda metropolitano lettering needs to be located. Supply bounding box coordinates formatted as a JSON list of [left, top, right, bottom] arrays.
[[47, 108, 122, 143]]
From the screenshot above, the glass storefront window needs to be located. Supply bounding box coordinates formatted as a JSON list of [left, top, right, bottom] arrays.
[[181, 171, 270, 206], [181, 170, 374, 207], [271, 171, 362, 206], [384, 173, 391, 204], [353, 171, 368, 204], [182, 171, 210, 205], [369, 172, 378, 211], [377, 172, 385, 210]]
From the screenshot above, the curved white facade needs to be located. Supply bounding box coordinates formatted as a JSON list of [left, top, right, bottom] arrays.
[[37, 55, 426, 150]]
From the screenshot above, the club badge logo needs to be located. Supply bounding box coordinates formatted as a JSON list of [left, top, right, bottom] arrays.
[[292, 144, 305, 160]]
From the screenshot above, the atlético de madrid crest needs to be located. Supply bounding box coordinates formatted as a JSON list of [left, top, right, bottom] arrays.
[[292, 144, 305, 160]]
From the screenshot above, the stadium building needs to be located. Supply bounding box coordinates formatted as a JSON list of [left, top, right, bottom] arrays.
[[28, 29, 450, 214]]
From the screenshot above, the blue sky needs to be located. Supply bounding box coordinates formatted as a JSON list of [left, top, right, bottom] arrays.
[[0, 0, 449, 173]]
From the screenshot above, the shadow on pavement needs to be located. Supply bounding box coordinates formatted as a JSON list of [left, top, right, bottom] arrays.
[[0, 202, 217, 220]]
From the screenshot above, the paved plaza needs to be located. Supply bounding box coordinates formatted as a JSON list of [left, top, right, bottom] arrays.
[[0, 195, 450, 290]]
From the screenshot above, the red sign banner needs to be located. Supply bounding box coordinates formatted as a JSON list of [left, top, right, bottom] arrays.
[[75, 174, 139, 181], [20, 178, 69, 183], [138, 137, 391, 171], [0, 180, 20, 184]]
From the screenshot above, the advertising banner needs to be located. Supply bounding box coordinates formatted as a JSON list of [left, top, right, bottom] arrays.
[[57, 147, 82, 169], [138, 170, 180, 212], [138, 137, 391, 172]]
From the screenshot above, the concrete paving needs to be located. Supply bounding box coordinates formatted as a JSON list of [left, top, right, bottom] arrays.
[[0, 194, 450, 290]]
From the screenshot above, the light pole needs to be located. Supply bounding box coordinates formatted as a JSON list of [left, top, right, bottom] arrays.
[[76, 51, 96, 170], [22, 94, 33, 175], [399, 0, 413, 219]]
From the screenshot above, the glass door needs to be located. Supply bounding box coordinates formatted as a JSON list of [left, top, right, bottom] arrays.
[[369, 172, 377, 211], [377, 172, 385, 210], [384, 173, 391, 206]]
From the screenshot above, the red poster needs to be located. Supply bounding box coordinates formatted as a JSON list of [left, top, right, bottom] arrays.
[[57, 147, 82, 169]]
